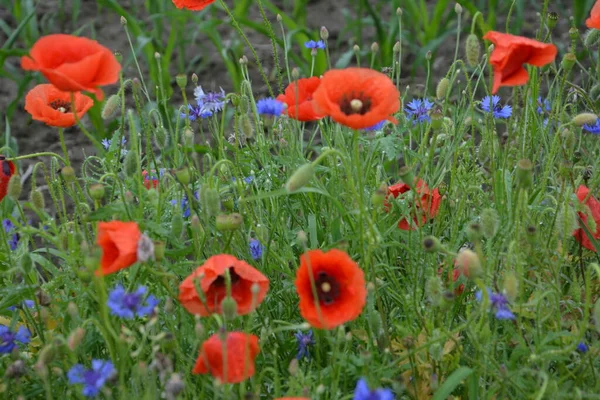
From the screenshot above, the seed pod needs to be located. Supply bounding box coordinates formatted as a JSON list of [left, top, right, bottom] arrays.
[[561, 53, 576, 72], [465, 34, 481, 67], [89, 183, 106, 200], [516, 159, 533, 190], [422, 236, 442, 253], [547, 12, 559, 30], [436, 77, 450, 100], [176, 74, 188, 90], [221, 297, 238, 320]]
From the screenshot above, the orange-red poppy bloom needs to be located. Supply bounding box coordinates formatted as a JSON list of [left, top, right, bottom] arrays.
[[172, 0, 215, 11], [295, 249, 366, 330], [387, 179, 442, 230], [0, 156, 16, 203], [482, 31, 557, 94], [573, 185, 600, 252], [179, 254, 269, 316], [587, 1, 600, 29], [97, 221, 141, 275], [276, 77, 324, 121], [192, 332, 260, 383], [21, 34, 120, 99], [24, 84, 94, 128], [312, 68, 400, 129]]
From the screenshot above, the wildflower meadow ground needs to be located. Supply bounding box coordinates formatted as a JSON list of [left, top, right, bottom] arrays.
[[2, 0, 600, 399]]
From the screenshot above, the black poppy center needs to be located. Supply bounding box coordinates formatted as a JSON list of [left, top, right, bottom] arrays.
[[315, 271, 340, 305], [213, 267, 241, 287], [339, 91, 372, 116], [2, 161, 11, 177], [48, 100, 72, 113]]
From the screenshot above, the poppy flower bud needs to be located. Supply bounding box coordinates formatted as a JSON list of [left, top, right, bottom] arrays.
[[561, 53, 576, 72], [239, 114, 254, 139], [195, 320, 205, 337], [320, 26, 329, 40], [183, 129, 194, 147], [288, 358, 299, 376], [102, 94, 120, 120], [398, 166, 415, 187], [36, 289, 51, 307], [154, 240, 166, 262], [30, 188, 45, 209], [216, 213, 243, 231], [455, 249, 482, 277], [455, 3, 462, 14], [174, 167, 191, 185], [425, 276, 443, 306], [547, 12, 558, 30], [393, 41, 401, 54], [37, 344, 56, 367], [422, 236, 442, 253], [67, 302, 79, 319], [285, 163, 315, 193], [89, 183, 106, 200], [68, 327, 86, 351], [124, 151, 138, 177], [8, 174, 22, 199], [190, 215, 205, 237], [426, 51, 432, 60], [171, 213, 184, 238], [124, 190, 134, 203], [586, 29, 600, 47], [154, 126, 169, 148], [436, 77, 450, 100], [466, 222, 482, 242], [296, 230, 308, 245], [221, 297, 238, 320], [572, 112, 598, 126], [222, 196, 234, 211], [516, 159, 533, 190], [176, 74, 187, 90], [480, 208, 499, 239], [465, 34, 481, 67], [371, 42, 379, 54], [591, 84, 600, 101], [431, 109, 444, 130], [585, 207, 598, 234], [368, 310, 383, 335], [396, 7, 402, 16], [201, 187, 220, 216], [371, 183, 387, 207]]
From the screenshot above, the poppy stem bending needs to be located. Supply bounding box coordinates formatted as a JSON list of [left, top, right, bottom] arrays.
[[7, 152, 67, 165]]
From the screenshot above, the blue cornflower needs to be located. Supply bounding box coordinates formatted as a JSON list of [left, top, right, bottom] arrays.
[[583, 119, 600, 134], [244, 176, 254, 184], [353, 378, 394, 400], [304, 40, 326, 50], [475, 288, 515, 320], [577, 342, 589, 353], [256, 98, 285, 117], [0, 325, 30, 354], [8, 300, 35, 312], [101, 138, 111, 150], [68, 360, 115, 398], [171, 191, 200, 218], [537, 96, 551, 114], [249, 239, 264, 260], [405, 98, 434, 125], [182, 103, 213, 121], [294, 330, 315, 360], [363, 120, 387, 131], [107, 285, 159, 319], [3, 219, 19, 251], [194, 86, 227, 114], [480, 95, 512, 119]]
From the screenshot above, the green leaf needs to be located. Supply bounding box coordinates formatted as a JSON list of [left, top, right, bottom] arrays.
[[85, 203, 127, 222], [432, 367, 473, 400]]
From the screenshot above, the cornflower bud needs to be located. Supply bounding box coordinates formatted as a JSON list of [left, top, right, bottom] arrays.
[[320, 26, 329, 40]]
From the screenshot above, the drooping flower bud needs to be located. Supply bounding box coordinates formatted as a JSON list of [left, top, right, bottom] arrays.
[[465, 34, 481, 67], [216, 213, 243, 231], [572, 113, 598, 126], [68, 327, 86, 351], [200, 187, 220, 216], [285, 163, 315, 193], [30, 188, 45, 210], [480, 208, 499, 239], [174, 167, 191, 185], [455, 249, 482, 278], [436, 77, 450, 100], [102, 94, 121, 120], [8, 174, 22, 199]]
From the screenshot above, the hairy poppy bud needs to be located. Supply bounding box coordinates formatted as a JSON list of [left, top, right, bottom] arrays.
[[183, 128, 194, 147], [102, 94, 120, 120], [456, 249, 482, 278], [422, 236, 442, 253], [594, 297, 600, 333], [572, 112, 598, 126], [190, 215, 205, 237], [288, 358, 299, 376], [516, 159, 533, 190], [154, 240, 165, 262], [285, 163, 315, 193], [176, 74, 187, 90], [425, 276, 443, 306], [5, 360, 26, 380], [221, 297, 238, 320], [480, 208, 499, 239], [124, 151, 138, 177], [30, 188, 45, 210], [436, 77, 450, 100], [154, 126, 169, 149], [239, 114, 254, 139], [586, 29, 600, 47], [174, 167, 191, 185], [201, 187, 220, 216], [320, 26, 329, 40], [431, 109, 444, 130], [37, 344, 56, 367], [137, 233, 155, 262], [67, 302, 79, 319], [89, 183, 105, 200], [165, 373, 185, 399], [171, 213, 183, 239], [465, 34, 481, 67], [68, 327, 86, 351], [561, 53, 576, 72], [8, 174, 22, 199], [216, 213, 243, 231]]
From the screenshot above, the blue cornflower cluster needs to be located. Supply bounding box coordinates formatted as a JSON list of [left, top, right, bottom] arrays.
[[7, 300, 35, 312], [583, 119, 600, 134], [107, 285, 159, 319], [364, 120, 387, 131], [0, 324, 30, 354], [405, 98, 433, 125], [256, 98, 285, 117], [304, 40, 326, 50], [537, 96, 551, 115], [353, 378, 394, 400], [475, 288, 515, 320], [101, 137, 127, 151], [182, 86, 227, 121], [68, 360, 115, 398], [3, 219, 19, 251], [295, 329, 315, 360], [249, 239, 264, 260], [171, 191, 200, 218], [480, 95, 512, 119]]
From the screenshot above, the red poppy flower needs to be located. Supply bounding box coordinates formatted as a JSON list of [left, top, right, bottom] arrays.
[[25, 84, 94, 128], [179, 254, 269, 316], [142, 170, 159, 190], [96, 221, 141, 275], [587, 1, 600, 29], [482, 31, 557, 94], [21, 34, 120, 99], [192, 332, 260, 383], [312, 68, 400, 129], [437, 266, 466, 296], [172, 0, 215, 11], [295, 249, 366, 330], [0, 156, 16, 203], [387, 179, 441, 230], [573, 185, 600, 252], [276, 77, 325, 121]]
